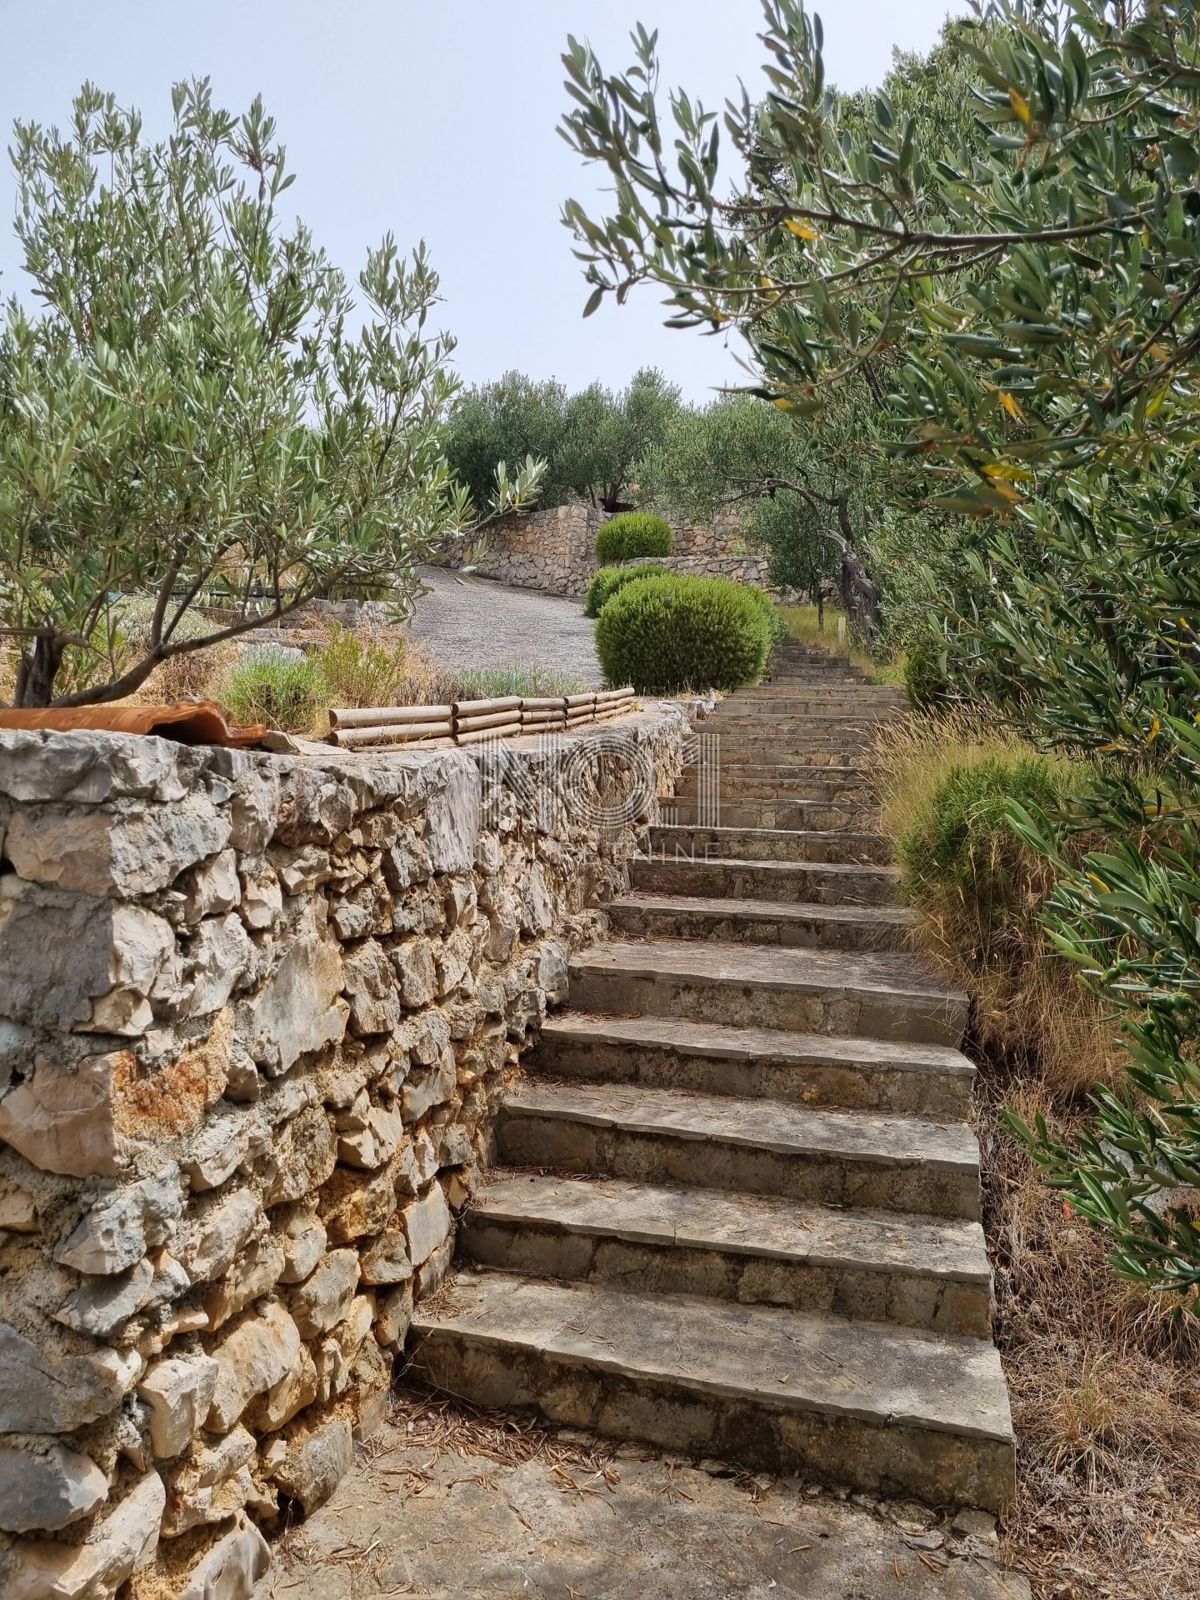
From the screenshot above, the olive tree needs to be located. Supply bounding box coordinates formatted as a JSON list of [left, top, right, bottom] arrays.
[[561, 1, 1200, 1301], [0, 80, 539, 707]]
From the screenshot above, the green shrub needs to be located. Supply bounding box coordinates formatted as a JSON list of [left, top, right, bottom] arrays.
[[452, 665, 587, 700], [584, 563, 665, 618], [904, 633, 954, 710], [595, 573, 771, 693], [221, 650, 330, 732], [741, 585, 787, 647], [594, 511, 672, 564], [316, 624, 409, 708]]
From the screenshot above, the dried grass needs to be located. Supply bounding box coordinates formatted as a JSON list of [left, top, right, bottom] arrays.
[[978, 1066, 1200, 1599]]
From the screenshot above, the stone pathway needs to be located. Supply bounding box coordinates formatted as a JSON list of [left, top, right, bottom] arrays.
[[405, 567, 603, 685], [280, 642, 1023, 1597]]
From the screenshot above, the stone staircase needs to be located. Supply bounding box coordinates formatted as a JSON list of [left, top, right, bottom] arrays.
[[409, 642, 1016, 1513]]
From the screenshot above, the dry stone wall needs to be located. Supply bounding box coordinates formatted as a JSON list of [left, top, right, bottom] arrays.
[[451, 502, 803, 603], [0, 711, 685, 1598]]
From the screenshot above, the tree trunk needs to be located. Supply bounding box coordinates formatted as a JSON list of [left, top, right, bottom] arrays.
[[14, 633, 65, 708]]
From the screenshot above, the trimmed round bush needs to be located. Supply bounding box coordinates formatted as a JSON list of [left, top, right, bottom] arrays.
[[594, 511, 672, 565], [584, 563, 665, 619], [595, 573, 772, 693]]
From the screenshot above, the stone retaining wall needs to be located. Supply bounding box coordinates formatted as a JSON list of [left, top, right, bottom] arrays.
[[0, 712, 685, 1597], [452, 502, 803, 604]]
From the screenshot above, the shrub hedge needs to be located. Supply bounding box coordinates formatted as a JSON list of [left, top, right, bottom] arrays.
[[222, 649, 329, 732], [595, 573, 771, 693], [594, 511, 672, 564], [584, 563, 666, 618]]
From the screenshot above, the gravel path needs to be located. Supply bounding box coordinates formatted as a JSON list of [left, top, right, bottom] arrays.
[[406, 566, 603, 687]]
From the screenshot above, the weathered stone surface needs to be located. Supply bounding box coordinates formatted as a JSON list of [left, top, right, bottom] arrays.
[[177, 1511, 271, 1600], [392, 938, 437, 1008], [321, 1167, 396, 1245], [261, 1107, 338, 1206], [288, 1248, 360, 1339], [4, 793, 230, 898], [180, 1187, 261, 1286], [424, 755, 481, 873], [243, 910, 345, 1073], [139, 1354, 222, 1460], [55, 1257, 155, 1337], [275, 1206, 327, 1286], [342, 940, 401, 1036], [55, 1167, 183, 1276], [271, 1412, 353, 1516], [247, 1343, 319, 1433], [399, 1184, 452, 1269], [0, 1052, 130, 1177], [183, 912, 257, 1018], [0, 1324, 141, 1433], [202, 1234, 286, 1328], [0, 728, 187, 806], [184, 849, 242, 922], [336, 1103, 404, 1170], [162, 1425, 256, 1536], [206, 1301, 302, 1433], [359, 1224, 412, 1287], [0, 1441, 108, 1533], [2, 1468, 164, 1600]]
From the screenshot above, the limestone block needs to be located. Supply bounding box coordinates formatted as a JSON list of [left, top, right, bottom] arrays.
[[0, 1183, 38, 1233], [180, 1188, 261, 1286], [55, 1256, 155, 1338], [55, 1167, 183, 1276], [269, 1411, 353, 1516], [391, 938, 436, 1008], [0, 1324, 142, 1433], [337, 1104, 405, 1171], [138, 1354, 222, 1460], [239, 864, 282, 931], [243, 911, 345, 1075], [228, 763, 281, 855], [1, 1469, 164, 1600], [374, 1282, 413, 1352], [202, 1234, 286, 1329], [206, 1300, 302, 1434], [246, 1343, 318, 1434], [4, 791, 230, 898], [275, 1206, 327, 1286], [177, 1512, 271, 1600], [0, 1441, 109, 1534], [350, 1336, 392, 1442], [321, 1167, 396, 1245], [424, 754, 481, 873], [183, 913, 257, 1019], [329, 880, 393, 941], [274, 845, 331, 896], [382, 832, 433, 893], [342, 940, 401, 1037], [358, 1225, 412, 1287], [0, 1052, 130, 1178], [435, 926, 475, 998], [536, 938, 570, 1006], [399, 1184, 452, 1269], [0, 727, 187, 806], [288, 1248, 360, 1339], [183, 849, 241, 922], [414, 1234, 455, 1299], [261, 1108, 337, 1207], [333, 1294, 375, 1367], [401, 1049, 455, 1124], [162, 1426, 256, 1537]]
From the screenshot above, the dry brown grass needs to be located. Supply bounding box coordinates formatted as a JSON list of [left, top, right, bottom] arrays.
[[978, 1067, 1200, 1599], [876, 707, 1200, 1596]]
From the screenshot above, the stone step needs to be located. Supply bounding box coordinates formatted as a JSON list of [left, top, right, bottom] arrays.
[[678, 763, 874, 793], [408, 1273, 1016, 1510], [460, 1173, 994, 1337], [535, 1012, 975, 1117], [609, 891, 913, 952], [645, 824, 891, 865], [629, 855, 900, 908], [496, 1080, 980, 1218], [663, 797, 881, 832], [706, 745, 875, 769], [568, 939, 967, 1046]]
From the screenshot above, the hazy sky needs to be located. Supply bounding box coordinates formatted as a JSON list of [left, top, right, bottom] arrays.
[[0, 1, 960, 401]]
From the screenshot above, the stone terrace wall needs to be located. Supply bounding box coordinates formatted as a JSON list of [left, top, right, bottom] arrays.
[[0, 712, 685, 1599], [453, 502, 802, 604]]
